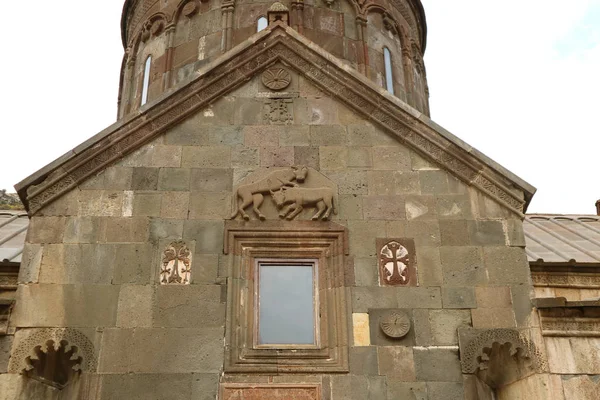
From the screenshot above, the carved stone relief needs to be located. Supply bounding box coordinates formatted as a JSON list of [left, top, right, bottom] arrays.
[[221, 384, 320, 400], [262, 68, 292, 91], [161, 241, 192, 284], [230, 166, 338, 221], [377, 238, 417, 286], [380, 310, 411, 339], [264, 98, 293, 124], [9, 328, 96, 388]]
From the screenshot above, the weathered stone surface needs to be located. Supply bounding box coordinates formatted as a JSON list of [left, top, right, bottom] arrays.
[[133, 192, 162, 217], [439, 220, 469, 246], [352, 313, 371, 346], [116, 285, 153, 328], [427, 382, 465, 400], [476, 286, 512, 308], [98, 328, 223, 373], [149, 219, 184, 242], [483, 247, 530, 284], [560, 375, 599, 400], [386, 381, 427, 400], [372, 146, 411, 171], [546, 337, 600, 374], [160, 192, 189, 219], [0, 336, 13, 373], [154, 285, 225, 328], [378, 346, 416, 380], [131, 167, 159, 190], [26, 217, 66, 244], [103, 217, 149, 243], [442, 287, 477, 309], [18, 244, 42, 284], [471, 307, 516, 329], [113, 243, 154, 284], [413, 348, 462, 382], [183, 220, 224, 253], [429, 310, 472, 345], [440, 246, 486, 286], [181, 146, 231, 168], [468, 220, 506, 246], [190, 168, 233, 192], [349, 346, 378, 375], [158, 168, 191, 191], [99, 373, 195, 400]]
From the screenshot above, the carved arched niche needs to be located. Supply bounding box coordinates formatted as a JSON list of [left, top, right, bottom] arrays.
[[459, 328, 548, 390], [8, 328, 97, 389]]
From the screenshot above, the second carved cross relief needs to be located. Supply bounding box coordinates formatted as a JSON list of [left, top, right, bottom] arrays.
[[230, 166, 338, 221]]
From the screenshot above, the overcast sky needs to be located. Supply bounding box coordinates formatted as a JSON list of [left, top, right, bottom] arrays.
[[0, 1, 598, 214]]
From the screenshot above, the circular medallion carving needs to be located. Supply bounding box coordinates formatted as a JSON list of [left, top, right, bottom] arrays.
[[262, 68, 292, 91], [182, 2, 198, 17], [151, 20, 164, 36], [380, 311, 411, 339]]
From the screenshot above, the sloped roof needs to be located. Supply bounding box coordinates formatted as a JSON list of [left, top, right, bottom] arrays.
[[524, 215, 600, 264], [15, 23, 534, 216], [0, 212, 29, 263]]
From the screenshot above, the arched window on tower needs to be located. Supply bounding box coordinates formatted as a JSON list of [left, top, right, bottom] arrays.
[[383, 47, 394, 95], [257, 16, 268, 32], [141, 55, 152, 106]]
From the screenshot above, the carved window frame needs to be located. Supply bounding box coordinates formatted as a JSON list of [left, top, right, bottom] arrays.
[[224, 221, 349, 373]]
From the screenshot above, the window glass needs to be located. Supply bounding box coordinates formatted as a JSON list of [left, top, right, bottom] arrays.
[[257, 17, 268, 32], [383, 47, 394, 95], [141, 56, 152, 106], [257, 262, 316, 345]]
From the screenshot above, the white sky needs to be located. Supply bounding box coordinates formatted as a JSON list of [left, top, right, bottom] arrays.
[[0, 1, 598, 214]]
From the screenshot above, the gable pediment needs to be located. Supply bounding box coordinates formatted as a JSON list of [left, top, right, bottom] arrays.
[[17, 23, 534, 216]]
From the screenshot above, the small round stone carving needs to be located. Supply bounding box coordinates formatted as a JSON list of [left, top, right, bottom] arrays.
[[182, 2, 198, 17], [380, 311, 411, 339], [262, 68, 292, 91]]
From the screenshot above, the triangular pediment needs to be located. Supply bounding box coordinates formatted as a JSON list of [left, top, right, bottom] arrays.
[[17, 23, 534, 216]]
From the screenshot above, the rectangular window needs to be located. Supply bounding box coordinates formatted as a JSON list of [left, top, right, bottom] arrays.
[[256, 260, 318, 347]]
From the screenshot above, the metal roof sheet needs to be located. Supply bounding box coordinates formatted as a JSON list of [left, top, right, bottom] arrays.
[[524, 215, 600, 264], [0, 212, 29, 263]]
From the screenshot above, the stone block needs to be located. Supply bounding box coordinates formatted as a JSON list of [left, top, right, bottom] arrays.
[[546, 337, 600, 374], [510, 284, 533, 327], [183, 220, 224, 253], [338, 195, 363, 220], [116, 285, 153, 328], [38, 190, 79, 217], [471, 308, 516, 328], [352, 287, 398, 313], [463, 375, 496, 400], [103, 217, 149, 243], [363, 196, 406, 220], [79, 171, 105, 190], [18, 244, 42, 284], [506, 219, 526, 247], [40, 244, 115, 285], [429, 310, 472, 345], [412, 309, 433, 346], [0, 374, 59, 400], [0, 336, 13, 373], [348, 220, 386, 257], [113, 243, 154, 284], [326, 170, 368, 195], [104, 167, 133, 190], [154, 285, 225, 328], [160, 192, 189, 219], [309, 125, 347, 145], [181, 146, 231, 168], [209, 125, 244, 146], [560, 375, 600, 400], [413, 347, 462, 382], [259, 146, 294, 167], [98, 327, 223, 373], [352, 313, 371, 346], [368, 309, 415, 347], [78, 190, 124, 217], [353, 257, 378, 286], [410, 150, 439, 171], [231, 146, 259, 168], [150, 145, 183, 168], [99, 373, 194, 400], [483, 247, 530, 284], [415, 246, 442, 286], [119, 144, 155, 168], [157, 168, 191, 191], [280, 125, 310, 146], [133, 192, 162, 217], [405, 195, 436, 221], [305, 98, 340, 126], [165, 121, 210, 146], [386, 381, 427, 400], [191, 373, 220, 400], [63, 217, 105, 244], [320, 146, 348, 170], [442, 287, 477, 309], [406, 220, 440, 246], [294, 146, 320, 169], [131, 167, 159, 190], [468, 220, 506, 246], [377, 346, 416, 380], [190, 253, 219, 283], [12, 284, 119, 327], [436, 194, 471, 219], [372, 146, 411, 171], [440, 246, 486, 286], [188, 192, 231, 219], [419, 170, 449, 194], [190, 168, 232, 192], [149, 219, 184, 242], [439, 220, 469, 246], [349, 346, 378, 375], [396, 287, 442, 309], [348, 147, 373, 168], [243, 125, 281, 147], [475, 286, 512, 308], [27, 217, 66, 244], [427, 382, 465, 400]]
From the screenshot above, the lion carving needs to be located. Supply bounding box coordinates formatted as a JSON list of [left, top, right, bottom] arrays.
[[270, 186, 337, 220]]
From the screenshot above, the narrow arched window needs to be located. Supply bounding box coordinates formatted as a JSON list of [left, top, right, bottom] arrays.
[[383, 47, 394, 95], [257, 17, 268, 32], [141, 56, 152, 106]]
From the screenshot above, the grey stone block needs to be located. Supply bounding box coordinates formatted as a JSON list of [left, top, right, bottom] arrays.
[[98, 328, 224, 373], [116, 285, 153, 328], [63, 217, 105, 244], [372, 146, 411, 171], [405, 195, 437, 221], [280, 125, 310, 146], [349, 346, 379, 375], [352, 287, 398, 312], [181, 146, 231, 168], [363, 196, 407, 220], [429, 309, 472, 345], [183, 220, 224, 253], [348, 147, 373, 168], [131, 167, 159, 190], [154, 285, 225, 328], [294, 146, 320, 169], [396, 287, 442, 309], [386, 381, 427, 399], [150, 145, 182, 168], [406, 220, 441, 246], [415, 246, 442, 286], [188, 192, 231, 219], [113, 243, 154, 284], [419, 170, 449, 194], [413, 347, 462, 382], [427, 382, 465, 400], [18, 244, 42, 284], [231, 146, 259, 168], [439, 220, 469, 246], [320, 146, 348, 170], [506, 219, 526, 247], [0, 336, 13, 373], [436, 195, 471, 219], [27, 217, 66, 244], [440, 246, 486, 286], [99, 373, 193, 400], [161, 192, 189, 219], [149, 219, 184, 242], [339, 195, 363, 220], [483, 247, 530, 284], [326, 170, 368, 195], [377, 346, 416, 379], [468, 220, 506, 246], [158, 168, 191, 191], [348, 220, 386, 257], [190, 168, 233, 192], [104, 167, 133, 190], [165, 120, 210, 146], [209, 125, 243, 146], [442, 287, 477, 309], [191, 373, 220, 400], [353, 257, 378, 287], [412, 309, 433, 346], [132, 192, 162, 217], [103, 217, 149, 243], [310, 125, 347, 145]]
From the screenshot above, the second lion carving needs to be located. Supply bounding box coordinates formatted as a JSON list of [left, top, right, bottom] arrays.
[[270, 186, 337, 220]]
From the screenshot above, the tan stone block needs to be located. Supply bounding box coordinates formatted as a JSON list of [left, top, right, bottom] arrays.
[[546, 337, 600, 374], [338, 195, 363, 220], [243, 125, 281, 147], [181, 146, 231, 168], [325, 170, 368, 195], [280, 126, 310, 146], [560, 375, 597, 400], [259, 146, 294, 167], [348, 220, 386, 257], [133, 192, 162, 217], [352, 313, 371, 346], [161, 191, 190, 219], [471, 308, 516, 329], [320, 146, 348, 170], [231, 146, 259, 168], [377, 346, 416, 380], [18, 244, 42, 284], [416, 246, 443, 286], [154, 285, 225, 328], [294, 146, 320, 169], [39, 244, 65, 283], [497, 374, 563, 400], [27, 216, 66, 244], [103, 217, 149, 243], [363, 196, 406, 220], [116, 285, 153, 328], [348, 147, 373, 168], [309, 125, 347, 145], [150, 145, 182, 167], [372, 146, 411, 171], [475, 286, 512, 308], [188, 192, 231, 219], [78, 190, 124, 217]]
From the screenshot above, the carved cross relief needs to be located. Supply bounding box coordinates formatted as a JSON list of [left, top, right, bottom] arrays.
[[161, 241, 192, 284], [377, 238, 417, 286]]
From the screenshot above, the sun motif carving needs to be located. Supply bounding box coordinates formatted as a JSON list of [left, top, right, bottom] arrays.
[[380, 311, 411, 339], [161, 241, 192, 284], [262, 68, 292, 91]]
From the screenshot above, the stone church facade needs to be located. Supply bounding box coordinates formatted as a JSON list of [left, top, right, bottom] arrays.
[[1, 0, 598, 399]]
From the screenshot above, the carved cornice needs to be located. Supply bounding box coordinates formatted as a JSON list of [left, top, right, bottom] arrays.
[[22, 25, 527, 216], [540, 317, 600, 337]]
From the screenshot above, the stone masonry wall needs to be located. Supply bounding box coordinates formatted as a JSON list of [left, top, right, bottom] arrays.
[[4, 66, 532, 399]]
